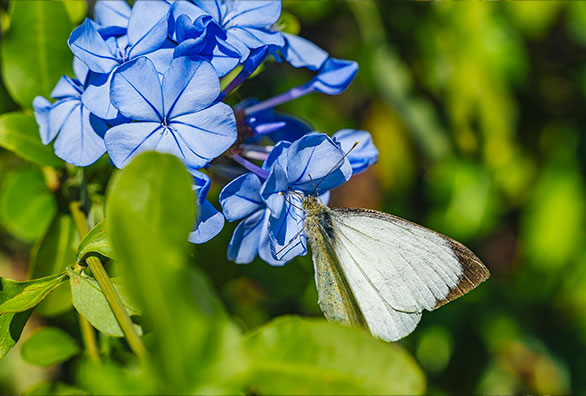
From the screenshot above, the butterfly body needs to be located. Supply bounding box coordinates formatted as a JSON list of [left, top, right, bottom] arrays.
[[302, 195, 490, 341]]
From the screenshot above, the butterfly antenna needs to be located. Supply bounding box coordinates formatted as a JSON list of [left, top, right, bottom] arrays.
[[287, 187, 305, 199], [307, 174, 321, 199], [274, 227, 305, 259], [279, 192, 303, 211], [311, 141, 359, 196]]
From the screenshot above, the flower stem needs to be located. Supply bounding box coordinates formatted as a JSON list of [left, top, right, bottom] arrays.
[[69, 201, 148, 362], [79, 315, 100, 363]]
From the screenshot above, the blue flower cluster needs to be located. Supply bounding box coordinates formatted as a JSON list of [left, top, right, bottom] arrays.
[[33, 0, 379, 264]]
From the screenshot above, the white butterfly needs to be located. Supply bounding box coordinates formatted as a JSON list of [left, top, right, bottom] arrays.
[[302, 195, 490, 342]]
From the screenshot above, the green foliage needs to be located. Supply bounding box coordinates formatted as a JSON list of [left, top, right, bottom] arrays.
[[76, 220, 116, 263], [106, 152, 247, 394], [0, 113, 64, 167], [0, 273, 67, 314], [0, 167, 57, 241], [1, 1, 586, 395], [21, 327, 80, 366], [1, 0, 73, 109], [68, 269, 141, 338], [29, 215, 76, 317], [0, 310, 33, 359], [245, 316, 426, 395]]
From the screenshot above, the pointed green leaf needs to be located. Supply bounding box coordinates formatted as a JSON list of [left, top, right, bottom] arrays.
[[0, 113, 64, 168], [1, 0, 73, 108], [76, 220, 116, 264], [67, 269, 141, 338], [0, 273, 67, 314], [30, 215, 77, 316], [0, 167, 57, 241], [0, 309, 33, 359], [21, 327, 80, 366], [245, 316, 426, 395], [23, 381, 89, 396], [106, 152, 247, 394]]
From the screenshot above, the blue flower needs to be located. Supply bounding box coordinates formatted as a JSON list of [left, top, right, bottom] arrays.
[[94, 0, 131, 38], [260, 134, 352, 261], [219, 172, 287, 266], [69, 0, 174, 119], [189, 170, 225, 244], [173, 13, 241, 77], [238, 98, 312, 144], [33, 59, 109, 167], [241, 44, 358, 115], [332, 129, 379, 174], [105, 56, 236, 169], [173, 1, 284, 64]]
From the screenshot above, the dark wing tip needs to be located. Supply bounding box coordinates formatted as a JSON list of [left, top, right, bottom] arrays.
[[433, 240, 490, 310]]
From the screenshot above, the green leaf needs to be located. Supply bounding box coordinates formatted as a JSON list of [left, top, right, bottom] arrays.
[[1, 0, 73, 108], [0, 112, 64, 167], [106, 152, 247, 394], [106, 152, 196, 248], [67, 269, 141, 338], [30, 215, 77, 316], [0, 273, 67, 313], [24, 381, 89, 396], [0, 167, 57, 241], [75, 360, 154, 395], [76, 220, 116, 264], [244, 316, 426, 395], [21, 327, 80, 366], [0, 309, 33, 359], [63, 0, 87, 25]]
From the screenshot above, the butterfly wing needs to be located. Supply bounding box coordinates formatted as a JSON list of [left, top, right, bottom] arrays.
[[323, 208, 489, 341]]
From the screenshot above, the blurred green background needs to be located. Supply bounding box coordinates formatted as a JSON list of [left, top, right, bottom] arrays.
[[2, 1, 586, 394]]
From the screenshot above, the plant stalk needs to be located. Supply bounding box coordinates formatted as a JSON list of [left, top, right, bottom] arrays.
[[79, 315, 100, 363], [69, 201, 148, 362]]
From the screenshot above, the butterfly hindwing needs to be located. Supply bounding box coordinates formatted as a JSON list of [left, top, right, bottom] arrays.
[[320, 207, 489, 341]]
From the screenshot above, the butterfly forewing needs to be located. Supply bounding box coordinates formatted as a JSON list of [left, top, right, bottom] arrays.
[[316, 207, 489, 341]]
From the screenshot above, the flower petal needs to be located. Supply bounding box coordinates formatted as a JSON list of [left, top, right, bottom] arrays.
[[219, 173, 264, 222], [169, 103, 236, 167], [145, 46, 175, 75], [173, 1, 211, 22], [260, 162, 290, 219], [226, 26, 284, 58], [309, 57, 358, 95], [110, 57, 163, 121], [332, 129, 378, 174], [73, 57, 90, 85], [189, 200, 225, 244], [286, 133, 352, 193], [227, 209, 265, 264], [82, 72, 119, 120], [221, 1, 281, 28], [69, 19, 119, 74], [33, 96, 53, 144], [104, 121, 163, 168], [258, 212, 290, 266], [50, 76, 81, 100], [207, 38, 242, 76], [267, 195, 307, 262], [282, 32, 328, 71], [191, 169, 212, 206], [53, 103, 108, 166], [94, 0, 131, 32], [127, 0, 171, 58], [49, 99, 79, 142], [163, 57, 220, 118]]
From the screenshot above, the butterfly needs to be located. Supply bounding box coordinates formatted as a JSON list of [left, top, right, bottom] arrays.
[[302, 194, 490, 342]]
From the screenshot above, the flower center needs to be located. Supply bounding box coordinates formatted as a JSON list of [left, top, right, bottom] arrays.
[[116, 46, 131, 63]]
